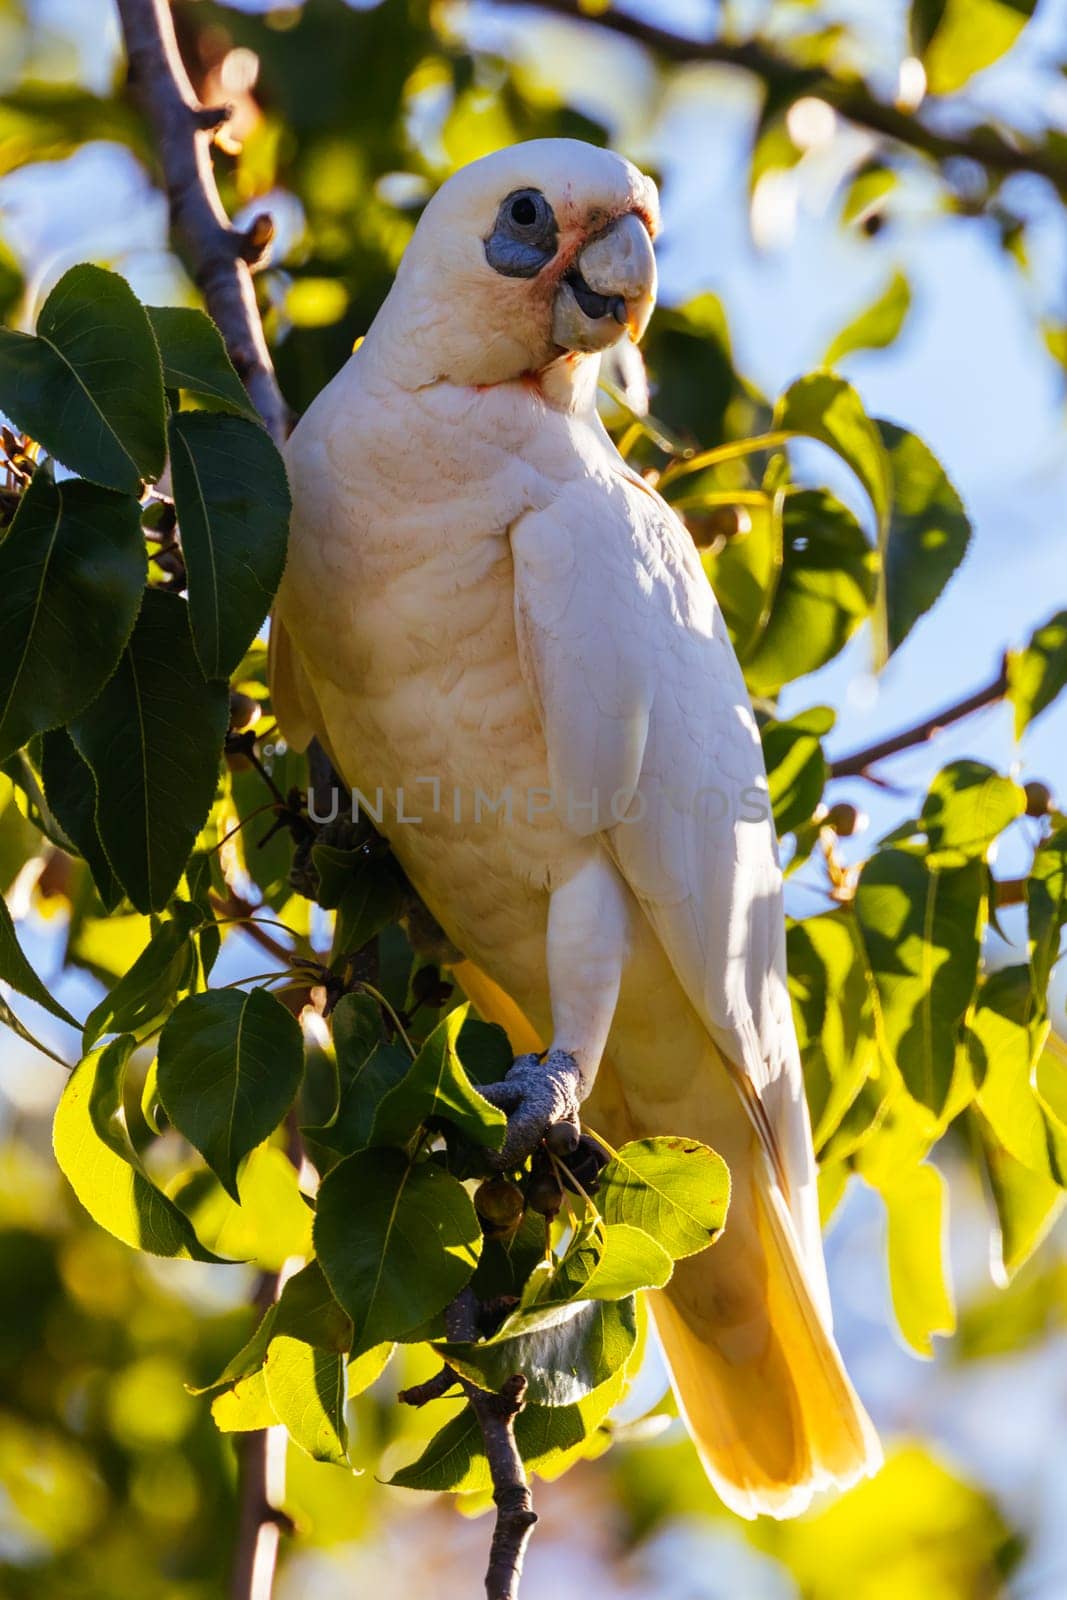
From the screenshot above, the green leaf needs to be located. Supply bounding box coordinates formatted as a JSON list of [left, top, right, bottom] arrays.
[[743, 490, 877, 696], [825, 270, 911, 365], [1029, 827, 1067, 1002], [211, 1369, 277, 1432], [435, 1295, 637, 1408], [854, 849, 984, 1114], [194, 1259, 354, 1395], [914, 0, 1037, 96], [975, 1110, 1065, 1281], [69, 589, 230, 913], [170, 1144, 312, 1270], [470, 1207, 549, 1302], [82, 901, 200, 1050], [329, 861, 409, 969], [968, 966, 1058, 1180], [0, 467, 146, 763], [348, 1341, 394, 1397], [878, 422, 971, 660], [168, 412, 291, 680], [920, 760, 1025, 868], [313, 1148, 481, 1357], [700, 498, 783, 660], [264, 1336, 348, 1465], [787, 910, 879, 1151], [597, 1137, 730, 1259], [1008, 610, 1067, 737], [550, 1221, 673, 1302], [773, 373, 891, 540], [761, 705, 835, 835], [157, 987, 305, 1201], [879, 1164, 955, 1357], [455, 1017, 513, 1087], [841, 162, 898, 226], [146, 305, 259, 420], [53, 1036, 223, 1261], [371, 1006, 506, 1150], [0, 265, 165, 493], [39, 729, 122, 910], [304, 992, 410, 1156], [0, 885, 78, 1028]]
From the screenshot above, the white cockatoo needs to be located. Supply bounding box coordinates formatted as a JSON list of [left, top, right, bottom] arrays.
[[271, 138, 881, 1518]]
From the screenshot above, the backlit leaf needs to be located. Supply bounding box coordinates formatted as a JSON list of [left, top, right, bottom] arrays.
[[169, 1144, 313, 1270], [976, 1110, 1065, 1281], [773, 373, 891, 539], [879, 1163, 955, 1357], [915, 0, 1037, 95], [855, 848, 984, 1114], [761, 705, 835, 835], [1008, 610, 1067, 737], [1028, 827, 1067, 1002], [743, 490, 877, 695], [53, 1036, 223, 1261], [264, 1336, 348, 1465], [788, 909, 878, 1151], [920, 760, 1025, 868], [878, 423, 971, 660], [825, 270, 911, 365], [436, 1295, 637, 1408], [597, 1137, 729, 1259]]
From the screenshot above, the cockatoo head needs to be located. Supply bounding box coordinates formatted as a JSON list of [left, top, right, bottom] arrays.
[[377, 139, 659, 387]]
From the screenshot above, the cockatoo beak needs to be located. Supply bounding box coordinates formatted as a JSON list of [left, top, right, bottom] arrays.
[[551, 211, 656, 354]]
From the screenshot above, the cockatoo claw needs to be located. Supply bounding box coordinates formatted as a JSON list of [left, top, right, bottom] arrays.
[[481, 1049, 582, 1167]]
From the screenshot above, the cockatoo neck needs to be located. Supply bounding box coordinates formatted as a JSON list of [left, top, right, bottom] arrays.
[[362, 283, 602, 414]]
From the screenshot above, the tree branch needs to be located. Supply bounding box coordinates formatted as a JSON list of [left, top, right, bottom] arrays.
[[503, 0, 1067, 195], [829, 660, 1009, 779], [114, 18, 295, 1586], [442, 1291, 537, 1600], [114, 0, 290, 444]]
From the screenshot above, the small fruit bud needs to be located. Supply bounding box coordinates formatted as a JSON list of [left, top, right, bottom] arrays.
[[689, 504, 753, 551], [525, 1171, 564, 1219], [1024, 780, 1053, 818], [545, 1119, 580, 1156], [557, 1134, 610, 1197], [474, 1178, 525, 1231], [229, 691, 260, 733], [825, 801, 864, 838]]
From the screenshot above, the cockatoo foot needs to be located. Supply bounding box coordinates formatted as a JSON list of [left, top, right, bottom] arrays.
[[481, 1049, 582, 1167]]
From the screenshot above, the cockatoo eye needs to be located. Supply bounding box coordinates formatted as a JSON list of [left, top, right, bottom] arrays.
[[485, 188, 559, 278]]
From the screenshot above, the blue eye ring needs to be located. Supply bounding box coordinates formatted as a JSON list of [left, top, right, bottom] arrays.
[[485, 188, 559, 278]]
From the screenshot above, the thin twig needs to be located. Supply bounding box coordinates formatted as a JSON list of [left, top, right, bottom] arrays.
[[397, 1367, 460, 1407], [114, 0, 290, 443], [503, 0, 1067, 195], [829, 660, 1008, 779], [445, 1290, 537, 1600]]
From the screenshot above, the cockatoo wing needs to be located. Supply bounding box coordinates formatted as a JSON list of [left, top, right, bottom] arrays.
[[511, 418, 826, 1303]]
